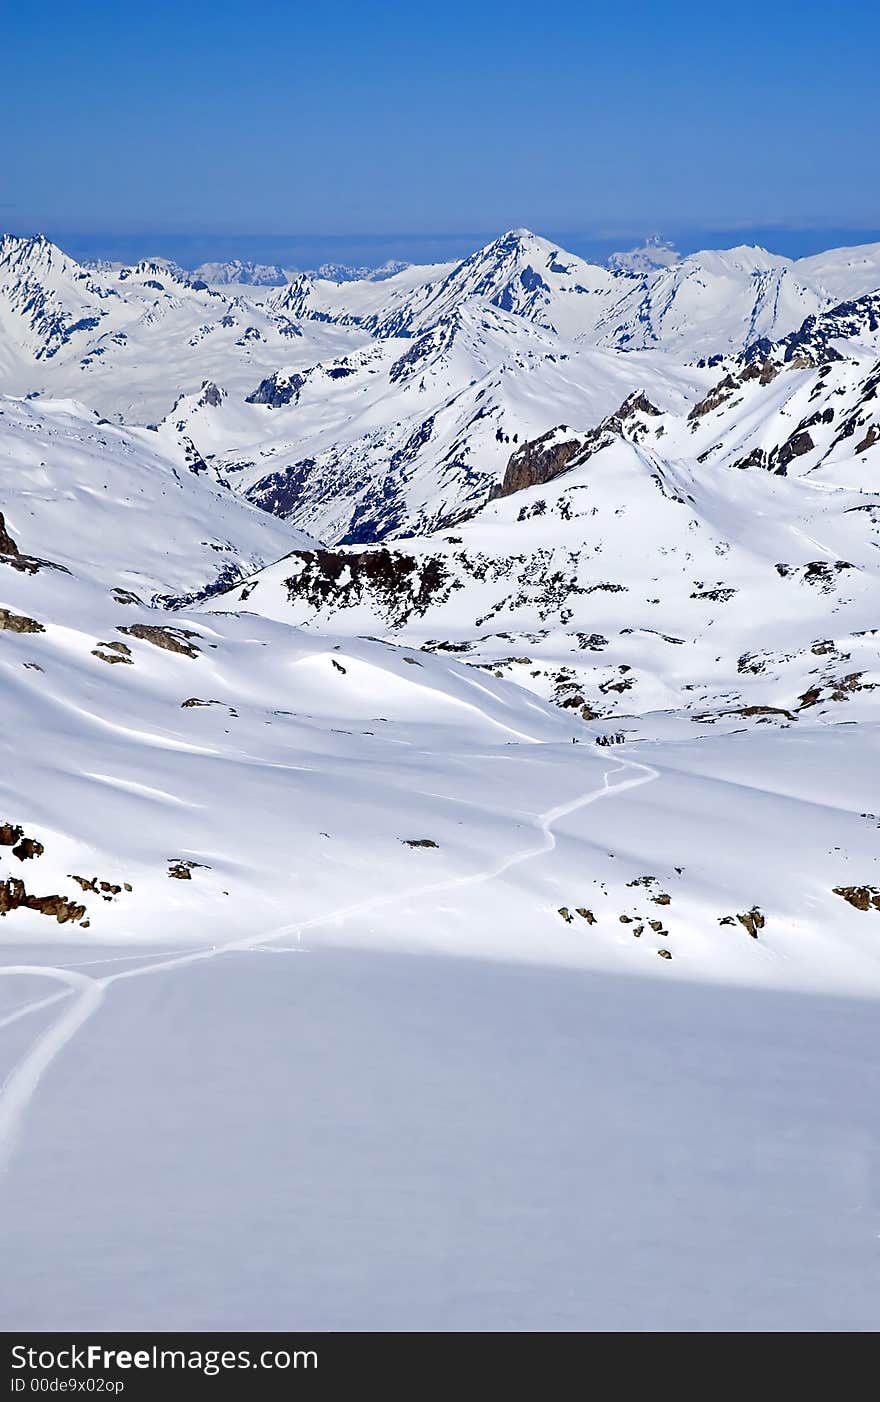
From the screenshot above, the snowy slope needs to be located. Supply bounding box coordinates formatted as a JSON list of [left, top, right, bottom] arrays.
[[1, 237, 878, 991], [3, 230, 880, 555], [0, 377, 877, 987], [3, 945, 880, 1330], [0, 235, 370, 422], [3, 232, 880, 1334], [219, 352, 880, 735], [162, 303, 706, 544], [0, 395, 311, 602], [257, 230, 880, 355]]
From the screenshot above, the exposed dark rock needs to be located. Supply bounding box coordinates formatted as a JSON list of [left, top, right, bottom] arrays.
[[92, 640, 133, 665], [690, 587, 736, 602], [495, 392, 661, 500], [0, 608, 44, 634], [245, 461, 315, 517], [833, 885, 880, 912], [168, 859, 209, 879], [496, 430, 584, 497], [775, 429, 815, 472], [119, 624, 200, 658], [283, 548, 453, 627], [742, 291, 880, 368], [0, 878, 86, 924], [245, 370, 307, 408], [0, 510, 20, 556], [736, 907, 765, 939], [70, 874, 133, 896], [402, 838, 439, 849], [12, 837, 43, 861], [776, 560, 853, 593], [689, 374, 740, 420], [731, 446, 768, 471], [198, 380, 224, 408]]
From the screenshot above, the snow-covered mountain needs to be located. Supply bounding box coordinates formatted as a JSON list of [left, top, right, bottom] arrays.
[[0, 234, 370, 420], [264, 229, 880, 355], [4, 221, 880, 1333], [2, 226, 880, 987], [606, 234, 680, 274], [216, 343, 880, 734], [161, 301, 705, 544], [4, 229, 879, 391], [191, 259, 291, 287], [312, 258, 412, 282], [270, 230, 621, 341], [0, 394, 310, 603]]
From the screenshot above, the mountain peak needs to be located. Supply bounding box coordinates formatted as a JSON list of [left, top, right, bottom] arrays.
[[607, 235, 680, 274]]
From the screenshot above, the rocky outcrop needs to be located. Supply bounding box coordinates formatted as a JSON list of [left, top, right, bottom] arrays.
[[197, 380, 224, 408], [0, 877, 86, 924], [495, 392, 661, 499], [283, 547, 454, 626], [0, 608, 44, 634], [736, 907, 765, 939], [742, 291, 880, 369], [775, 429, 815, 472], [833, 885, 880, 912], [690, 360, 779, 422], [168, 859, 208, 879], [118, 624, 201, 658], [245, 370, 307, 408], [0, 508, 68, 576], [92, 639, 133, 665], [495, 428, 584, 498], [0, 510, 19, 556]]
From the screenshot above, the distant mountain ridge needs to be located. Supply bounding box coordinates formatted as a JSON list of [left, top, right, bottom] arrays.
[[2, 224, 880, 991]]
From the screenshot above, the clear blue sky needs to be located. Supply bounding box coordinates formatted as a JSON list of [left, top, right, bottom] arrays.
[[3, 0, 878, 264]]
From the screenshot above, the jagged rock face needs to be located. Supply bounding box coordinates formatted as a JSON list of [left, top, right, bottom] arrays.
[[497, 430, 584, 497], [118, 624, 201, 658], [0, 877, 86, 924], [776, 429, 816, 471], [496, 392, 662, 498], [741, 291, 880, 369], [0, 510, 19, 556], [246, 371, 307, 408], [245, 461, 315, 517], [0, 607, 44, 634], [278, 547, 455, 627], [198, 381, 224, 408]]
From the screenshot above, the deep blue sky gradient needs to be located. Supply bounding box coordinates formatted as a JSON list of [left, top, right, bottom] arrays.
[[4, 0, 878, 265]]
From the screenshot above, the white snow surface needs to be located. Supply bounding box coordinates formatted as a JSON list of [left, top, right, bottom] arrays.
[[2, 225, 880, 1331]]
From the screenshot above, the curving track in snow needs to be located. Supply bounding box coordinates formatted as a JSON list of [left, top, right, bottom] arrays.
[[0, 751, 658, 1172]]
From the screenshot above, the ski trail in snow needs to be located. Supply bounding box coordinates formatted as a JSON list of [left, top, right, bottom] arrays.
[[0, 749, 658, 1173], [0, 969, 106, 1172], [0, 989, 71, 1032]]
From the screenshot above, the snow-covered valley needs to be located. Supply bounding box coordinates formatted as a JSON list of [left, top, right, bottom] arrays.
[[2, 227, 879, 1331]]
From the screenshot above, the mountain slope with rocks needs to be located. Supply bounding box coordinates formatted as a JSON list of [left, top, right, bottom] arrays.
[[3, 223, 880, 1334]]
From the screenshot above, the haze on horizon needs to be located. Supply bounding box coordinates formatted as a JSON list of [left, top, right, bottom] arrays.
[[3, 0, 878, 268]]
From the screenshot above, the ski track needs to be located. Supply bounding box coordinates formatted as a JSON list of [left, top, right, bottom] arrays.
[[0, 749, 658, 1173]]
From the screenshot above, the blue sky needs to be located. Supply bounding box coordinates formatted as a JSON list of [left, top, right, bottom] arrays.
[[3, 0, 878, 264]]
